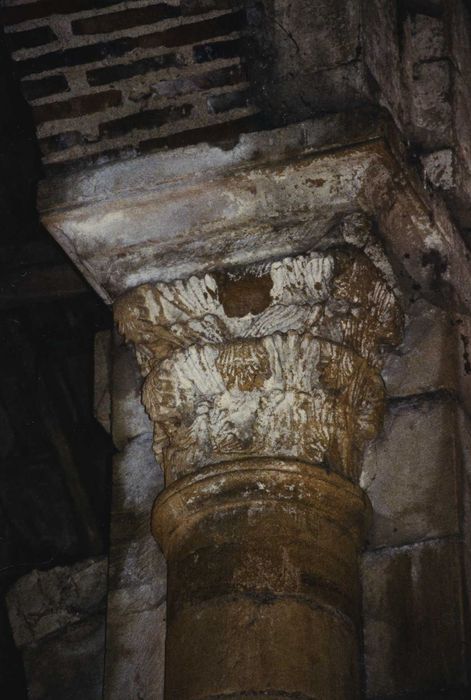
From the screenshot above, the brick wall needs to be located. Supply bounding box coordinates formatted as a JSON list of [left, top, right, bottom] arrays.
[[1, 0, 260, 174]]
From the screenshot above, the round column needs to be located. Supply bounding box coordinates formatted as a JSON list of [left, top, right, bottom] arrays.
[[153, 459, 371, 700]]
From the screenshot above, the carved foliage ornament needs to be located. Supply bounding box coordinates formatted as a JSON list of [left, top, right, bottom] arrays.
[[115, 247, 403, 484]]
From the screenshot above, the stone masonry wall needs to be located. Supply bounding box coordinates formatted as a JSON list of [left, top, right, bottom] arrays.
[[1, 0, 260, 174], [360, 298, 471, 698]]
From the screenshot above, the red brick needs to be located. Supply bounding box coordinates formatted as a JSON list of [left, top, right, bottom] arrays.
[[99, 103, 193, 139], [72, 4, 181, 36], [139, 113, 262, 151], [33, 90, 122, 124], [138, 10, 246, 49]]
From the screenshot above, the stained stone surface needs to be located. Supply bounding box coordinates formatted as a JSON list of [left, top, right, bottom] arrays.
[[111, 333, 152, 450], [382, 300, 471, 412], [105, 605, 166, 700], [362, 540, 467, 698], [361, 397, 460, 549], [94, 329, 112, 434], [6, 558, 107, 700], [105, 426, 166, 698], [108, 433, 166, 610]]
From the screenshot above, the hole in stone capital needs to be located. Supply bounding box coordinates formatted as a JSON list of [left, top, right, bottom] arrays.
[[214, 270, 273, 318]]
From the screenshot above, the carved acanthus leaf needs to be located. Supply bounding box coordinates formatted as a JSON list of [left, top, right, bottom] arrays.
[[115, 250, 400, 374], [115, 244, 403, 484], [143, 332, 385, 483]]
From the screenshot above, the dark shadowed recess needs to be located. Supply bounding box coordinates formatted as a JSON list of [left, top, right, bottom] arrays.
[[0, 31, 113, 699]]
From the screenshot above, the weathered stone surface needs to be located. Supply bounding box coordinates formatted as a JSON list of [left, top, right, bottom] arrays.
[[361, 397, 460, 548], [105, 605, 165, 700], [108, 432, 166, 605], [22, 615, 105, 700], [105, 433, 166, 696], [94, 329, 111, 434], [410, 60, 453, 149], [265, 0, 360, 79], [112, 432, 163, 513], [362, 0, 407, 132], [157, 460, 369, 700], [421, 149, 454, 191], [403, 13, 446, 64], [116, 246, 402, 484], [362, 540, 467, 698], [249, 0, 365, 123], [38, 116, 471, 314], [7, 557, 107, 648], [115, 240, 400, 699], [6, 558, 107, 700], [111, 333, 152, 449], [381, 299, 463, 399]]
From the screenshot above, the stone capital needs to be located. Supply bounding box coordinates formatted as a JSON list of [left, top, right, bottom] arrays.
[[115, 244, 403, 486]]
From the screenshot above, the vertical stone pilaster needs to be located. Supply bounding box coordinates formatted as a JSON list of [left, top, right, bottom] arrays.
[[115, 246, 403, 699]]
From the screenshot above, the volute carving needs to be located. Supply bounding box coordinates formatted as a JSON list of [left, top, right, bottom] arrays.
[[115, 245, 403, 485]]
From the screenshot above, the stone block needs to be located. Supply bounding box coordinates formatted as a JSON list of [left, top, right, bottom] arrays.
[[110, 434, 166, 606], [362, 0, 403, 126], [361, 397, 460, 548], [268, 0, 360, 77], [421, 148, 455, 190], [6, 558, 107, 700], [411, 59, 453, 148], [362, 540, 467, 697], [382, 300, 471, 411], [104, 605, 166, 700], [22, 615, 105, 700], [106, 433, 167, 693], [403, 13, 446, 64], [112, 432, 163, 513], [7, 557, 107, 649], [108, 523, 166, 613], [111, 334, 152, 449]]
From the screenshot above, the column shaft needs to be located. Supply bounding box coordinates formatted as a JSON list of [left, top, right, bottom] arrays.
[[154, 459, 370, 700]]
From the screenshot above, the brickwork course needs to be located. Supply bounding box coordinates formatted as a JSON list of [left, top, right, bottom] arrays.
[[2, 0, 259, 173], [2, 0, 471, 237]]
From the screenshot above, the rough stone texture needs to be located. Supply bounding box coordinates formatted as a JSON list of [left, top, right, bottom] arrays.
[[21, 615, 106, 700], [105, 605, 166, 700], [6, 558, 107, 700], [363, 0, 471, 230], [105, 426, 166, 697], [381, 300, 471, 414], [362, 540, 468, 698], [38, 116, 471, 314], [111, 332, 153, 449], [248, 0, 367, 124], [361, 396, 460, 549], [421, 148, 455, 191], [94, 329, 112, 434], [108, 434, 166, 610]]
